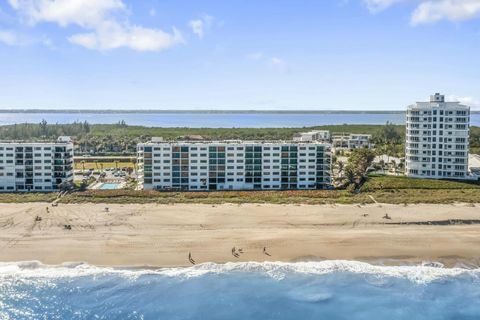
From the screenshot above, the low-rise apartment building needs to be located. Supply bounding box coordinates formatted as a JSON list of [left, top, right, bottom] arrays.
[[405, 93, 470, 180], [0, 136, 74, 192], [293, 130, 330, 142], [332, 134, 373, 149], [137, 139, 332, 191]]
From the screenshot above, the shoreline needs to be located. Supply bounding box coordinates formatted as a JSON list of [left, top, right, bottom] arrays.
[[1, 259, 479, 275], [1, 203, 480, 268]]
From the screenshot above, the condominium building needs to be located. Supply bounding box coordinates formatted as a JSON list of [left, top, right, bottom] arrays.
[[137, 139, 332, 191], [293, 130, 330, 142], [0, 136, 74, 192], [332, 133, 373, 149], [405, 93, 470, 180]]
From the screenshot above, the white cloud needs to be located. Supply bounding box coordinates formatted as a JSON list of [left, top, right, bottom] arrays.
[[363, 0, 480, 24], [8, 0, 125, 27], [189, 19, 204, 38], [0, 28, 52, 46], [8, 0, 183, 51], [270, 57, 286, 67], [269, 57, 290, 72], [411, 0, 480, 24], [246, 52, 263, 60], [0, 30, 20, 45], [189, 15, 213, 39], [363, 0, 405, 13], [246, 53, 290, 72], [448, 95, 480, 109], [69, 22, 183, 51], [149, 8, 156, 17]]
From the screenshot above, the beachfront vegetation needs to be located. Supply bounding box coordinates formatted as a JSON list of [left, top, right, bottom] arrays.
[[58, 189, 370, 205], [1, 175, 479, 204], [74, 160, 136, 170], [0, 121, 402, 152], [341, 148, 376, 190], [1, 120, 478, 156], [362, 174, 480, 191], [0, 192, 58, 203]]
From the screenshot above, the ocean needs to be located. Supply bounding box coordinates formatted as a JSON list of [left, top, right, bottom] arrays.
[[1, 112, 479, 127], [1, 261, 479, 320]]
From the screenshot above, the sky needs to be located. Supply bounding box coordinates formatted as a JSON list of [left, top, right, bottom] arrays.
[[0, 0, 479, 110]]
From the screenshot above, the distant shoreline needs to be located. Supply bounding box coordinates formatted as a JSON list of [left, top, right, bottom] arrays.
[[0, 109, 477, 115], [0, 109, 408, 114]]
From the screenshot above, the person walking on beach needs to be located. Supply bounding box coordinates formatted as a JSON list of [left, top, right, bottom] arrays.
[[188, 252, 195, 265], [231, 247, 239, 258], [263, 247, 271, 256]]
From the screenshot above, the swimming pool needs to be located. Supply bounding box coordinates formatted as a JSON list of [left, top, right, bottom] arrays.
[[99, 183, 122, 190]]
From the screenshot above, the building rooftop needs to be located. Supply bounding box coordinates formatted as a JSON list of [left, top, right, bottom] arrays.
[[0, 137, 73, 145], [409, 93, 470, 109], [139, 139, 331, 145]]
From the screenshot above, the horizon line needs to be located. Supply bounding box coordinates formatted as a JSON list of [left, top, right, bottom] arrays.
[[1, 109, 478, 114]]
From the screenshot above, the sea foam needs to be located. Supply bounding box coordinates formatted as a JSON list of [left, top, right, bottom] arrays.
[[0, 260, 478, 284]]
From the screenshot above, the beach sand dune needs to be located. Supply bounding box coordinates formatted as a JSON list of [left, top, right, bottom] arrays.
[[0, 203, 479, 267]]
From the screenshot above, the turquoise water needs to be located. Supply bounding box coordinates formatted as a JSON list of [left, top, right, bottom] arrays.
[[99, 183, 121, 190], [1, 261, 479, 319]]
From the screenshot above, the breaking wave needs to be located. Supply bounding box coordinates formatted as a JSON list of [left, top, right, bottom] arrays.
[[0, 260, 478, 283]]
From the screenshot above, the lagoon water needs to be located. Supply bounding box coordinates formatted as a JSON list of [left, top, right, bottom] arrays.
[[1, 112, 479, 127], [0, 112, 408, 127], [1, 261, 480, 320]]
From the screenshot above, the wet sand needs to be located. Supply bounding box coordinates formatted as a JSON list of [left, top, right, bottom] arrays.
[[0, 203, 479, 267]]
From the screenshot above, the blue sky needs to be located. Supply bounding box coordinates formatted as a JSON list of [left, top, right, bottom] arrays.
[[0, 0, 479, 110]]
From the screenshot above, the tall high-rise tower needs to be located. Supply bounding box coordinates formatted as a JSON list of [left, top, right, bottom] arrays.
[[405, 93, 470, 179]]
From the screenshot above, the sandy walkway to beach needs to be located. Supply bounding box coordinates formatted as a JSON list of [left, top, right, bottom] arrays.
[[0, 203, 479, 267]]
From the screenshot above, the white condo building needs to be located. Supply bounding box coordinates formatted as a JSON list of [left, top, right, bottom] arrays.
[[332, 133, 373, 149], [137, 139, 332, 191], [0, 136, 74, 192], [405, 93, 470, 180], [293, 130, 330, 142]]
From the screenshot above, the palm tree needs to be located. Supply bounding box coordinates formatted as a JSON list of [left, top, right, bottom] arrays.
[[344, 167, 356, 186], [379, 159, 385, 173], [337, 161, 344, 177], [131, 158, 137, 173], [390, 159, 397, 174]]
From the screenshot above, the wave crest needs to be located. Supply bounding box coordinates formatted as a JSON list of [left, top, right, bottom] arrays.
[[0, 260, 478, 284]]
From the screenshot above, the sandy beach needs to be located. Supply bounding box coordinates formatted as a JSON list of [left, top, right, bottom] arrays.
[[0, 202, 479, 267]]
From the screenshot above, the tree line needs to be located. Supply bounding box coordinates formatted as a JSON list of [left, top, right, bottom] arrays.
[[0, 120, 477, 156], [0, 120, 91, 140]]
